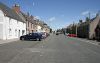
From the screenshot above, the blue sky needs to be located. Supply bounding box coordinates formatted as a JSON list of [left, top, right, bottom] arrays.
[[0, 0, 100, 30]]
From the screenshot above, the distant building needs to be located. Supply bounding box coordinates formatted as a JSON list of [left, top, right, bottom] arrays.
[[21, 12, 37, 34], [21, 12, 51, 34], [77, 20, 90, 38], [77, 13, 100, 40], [0, 2, 26, 40], [40, 21, 50, 33]]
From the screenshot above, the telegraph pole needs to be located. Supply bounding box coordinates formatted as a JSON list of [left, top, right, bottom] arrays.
[[88, 12, 91, 21], [76, 24, 77, 36]]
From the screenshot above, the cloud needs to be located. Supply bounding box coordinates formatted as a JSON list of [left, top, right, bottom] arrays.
[[35, 16, 41, 19], [91, 13, 96, 16], [82, 11, 90, 15], [49, 17, 56, 22], [82, 11, 97, 18], [32, 2, 35, 6], [61, 14, 65, 17], [33, 2, 35, 6]]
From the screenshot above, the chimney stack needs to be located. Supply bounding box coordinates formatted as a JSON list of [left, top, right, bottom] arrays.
[[13, 4, 20, 13]]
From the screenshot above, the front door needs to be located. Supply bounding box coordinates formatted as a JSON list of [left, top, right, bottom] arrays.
[[18, 30, 20, 37]]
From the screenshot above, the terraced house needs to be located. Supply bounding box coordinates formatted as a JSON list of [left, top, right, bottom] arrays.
[[21, 13, 36, 34], [0, 2, 51, 40], [13, 4, 50, 34], [23, 13, 50, 33], [37, 21, 50, 33], [0, 2, 26, 40]]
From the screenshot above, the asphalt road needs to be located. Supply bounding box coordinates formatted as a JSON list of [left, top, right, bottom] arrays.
[[0, 34, 100, 63]]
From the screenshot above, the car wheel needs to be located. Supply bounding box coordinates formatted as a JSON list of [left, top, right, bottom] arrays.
[[39, 39, 41, 41], [22, 37, 24, 40]]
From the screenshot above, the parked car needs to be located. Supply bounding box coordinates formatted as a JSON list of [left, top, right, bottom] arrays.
[[41, 32, 47, 39], [46, 33, 50, 37], [67, 34, 77, 37], [20, 33, 42, 41], [41, 32, 50, 39], [56, 32, 61, 35], [56, 32, 59, 35]]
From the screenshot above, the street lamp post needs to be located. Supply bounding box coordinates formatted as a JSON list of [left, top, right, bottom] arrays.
[[76, 24, 77, 37], [70, 28, 72, 37]]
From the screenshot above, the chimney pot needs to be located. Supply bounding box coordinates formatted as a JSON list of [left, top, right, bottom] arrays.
[[13, 4, 20, 13]]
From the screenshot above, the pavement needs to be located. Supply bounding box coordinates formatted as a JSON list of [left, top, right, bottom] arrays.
[[70, 37, 100, 46], [0, 34, 100, 63], [0, 38, 19, 44]]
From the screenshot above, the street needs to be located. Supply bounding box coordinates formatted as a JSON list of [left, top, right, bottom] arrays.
[[0, 34, 100, 63]]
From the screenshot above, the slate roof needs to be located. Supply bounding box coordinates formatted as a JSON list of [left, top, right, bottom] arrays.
[[17, 12, 26, 23], [0, 2, 25, 23], [21, 12, 31, 22], [21, 12, 37, 24]]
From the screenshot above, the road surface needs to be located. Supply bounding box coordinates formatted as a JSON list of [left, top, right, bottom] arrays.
[[0, 34, 100, 63]]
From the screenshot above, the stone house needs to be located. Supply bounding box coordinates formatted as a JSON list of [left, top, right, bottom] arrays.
[[89, 14, 100, 40]]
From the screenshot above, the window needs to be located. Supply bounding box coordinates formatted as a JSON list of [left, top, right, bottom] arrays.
[[29, 33, 32, 35], [9, 28, 11, 36], [9, 18, 11, 25], [32, 30, 33, 33], [15, 29, 17, 36], [28, 21, 29, 27], [17, 21, 18, 24], [31, 23, 32, 28], [18, 30, 20, 37], [22, 30, 25, 35]]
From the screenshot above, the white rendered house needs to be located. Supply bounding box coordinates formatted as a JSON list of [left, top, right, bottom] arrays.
[[0, 2, 26, 40]]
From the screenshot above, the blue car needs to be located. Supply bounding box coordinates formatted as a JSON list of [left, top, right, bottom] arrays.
[[20, 33, 42, 41]]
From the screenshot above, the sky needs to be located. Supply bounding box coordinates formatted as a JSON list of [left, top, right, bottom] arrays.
[[0, 0, 100, 30]]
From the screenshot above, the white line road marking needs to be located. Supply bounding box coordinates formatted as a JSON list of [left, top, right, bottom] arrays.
[[31, 51, 40, 53], [40, 55, 43, 56]]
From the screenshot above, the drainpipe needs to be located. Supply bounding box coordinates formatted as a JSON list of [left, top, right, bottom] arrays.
[[88, 12, 91, 39]]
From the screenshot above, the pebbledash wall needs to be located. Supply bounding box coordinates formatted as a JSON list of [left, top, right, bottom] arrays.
[[0, 10, 26, 40]]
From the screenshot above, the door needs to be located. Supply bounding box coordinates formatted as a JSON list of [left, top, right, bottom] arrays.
[[18, 30, 20, 37]]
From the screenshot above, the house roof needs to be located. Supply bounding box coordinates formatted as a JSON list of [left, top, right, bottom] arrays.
[[21, 12, 41, 25], [17, 12, 26, 23], [90, 17, 96, 22], [0, 2, 25, 22], [21, 12, 33, 23]]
